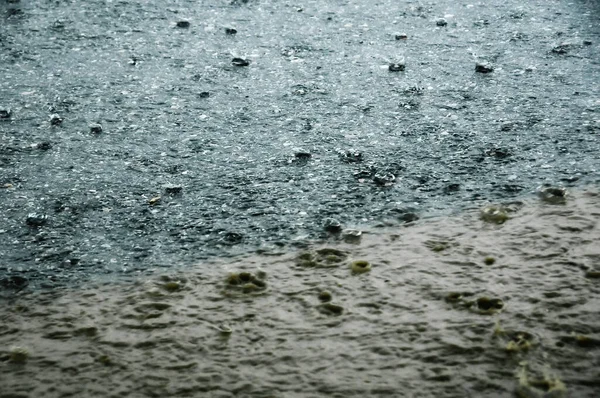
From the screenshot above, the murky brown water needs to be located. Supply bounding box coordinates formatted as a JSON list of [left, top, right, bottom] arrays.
[[1, 190, 599, 398]]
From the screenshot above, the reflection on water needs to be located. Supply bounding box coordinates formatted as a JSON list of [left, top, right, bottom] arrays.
[[1, 190, 599, 397]]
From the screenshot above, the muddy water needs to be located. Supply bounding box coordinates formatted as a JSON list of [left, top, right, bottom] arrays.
[[1, 190, 599, 398]]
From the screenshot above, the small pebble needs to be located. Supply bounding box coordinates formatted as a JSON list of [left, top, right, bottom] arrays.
[[232, 57, 250, 67]]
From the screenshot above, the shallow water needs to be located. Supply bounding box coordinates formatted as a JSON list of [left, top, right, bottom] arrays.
[[1, 0, 599, 283], [1, 190, 599, 397], [1, 1, 599, 395]]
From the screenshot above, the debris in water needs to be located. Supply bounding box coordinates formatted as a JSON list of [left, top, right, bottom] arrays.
[[225, 27, 237, 35], [148, 196, 161, 206], [436, 18, 448, 27], [176, 21, 190, 28]]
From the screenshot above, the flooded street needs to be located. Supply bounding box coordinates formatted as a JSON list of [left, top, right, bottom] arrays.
[[1, 0, 599, 283], [1, 0, 600, 396], [1, 190, 600, 397]]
